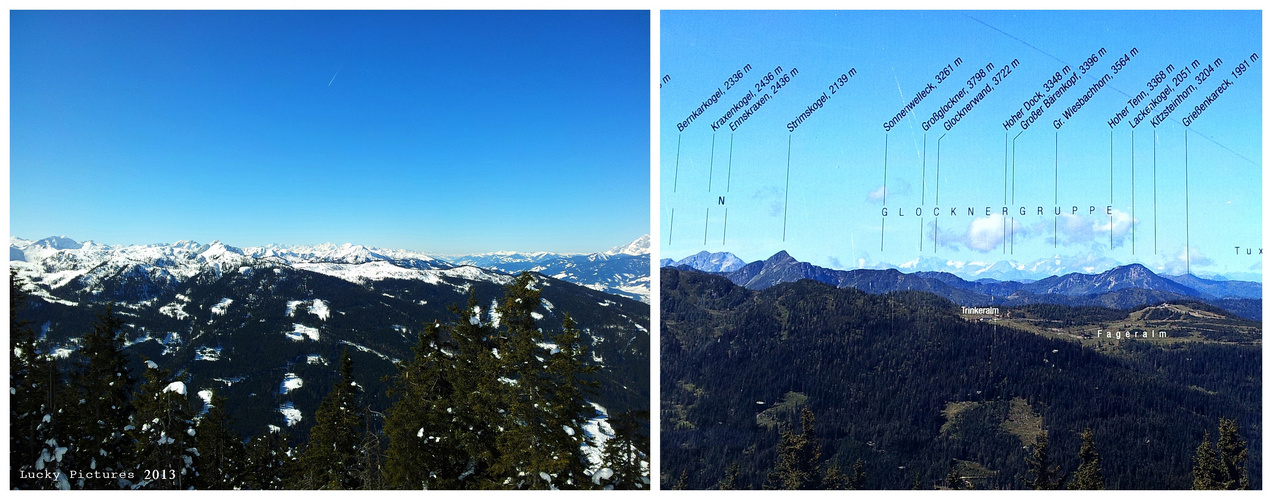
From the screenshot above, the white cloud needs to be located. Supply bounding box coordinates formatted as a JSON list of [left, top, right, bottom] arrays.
[[965, 215, 1006, 252], [867, 185, 887, 203], [932, 214, 1008, 253], [1096, 209, 1135, 239], [1155, 246, 1214, 276], [1056, 209, 1137, 247]]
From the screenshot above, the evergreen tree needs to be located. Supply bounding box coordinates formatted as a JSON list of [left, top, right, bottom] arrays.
[[847, 458, 866, 490], [945, 463, 964, 490], [297, 350, 365, 489], [673, 469, 689, 490], [1069, 428, 1104, 490], [10, 271, 71, 489], [243, 429, 294, 489], [67, 305, 136, 489], [717, 462, 740, 490], [1215, 418, 1249, 490], [542, 313, 600, 488], [822, 461, 846, 490], [130, 363, 199, 489], [193, 392, 247, 489], [772, 406, 823, 489], [601, 409, 649, 489], [822, 458, 865, 490], [490, 273, 557, 489], [383, 322, 472, 489], [355, 407, 385, 489], [1192, 432, 1222, 490], [10, 269, 39, 487], [31, 359, 73, 490], [383, 274, 614, 490], [911, 470, 924, 490], [1024, 432, 1066, 489], [434, 292, 508, 489]]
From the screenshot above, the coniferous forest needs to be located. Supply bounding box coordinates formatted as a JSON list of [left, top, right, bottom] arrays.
[[11, 271, 649, 490], [661, 268, 1260, 490]]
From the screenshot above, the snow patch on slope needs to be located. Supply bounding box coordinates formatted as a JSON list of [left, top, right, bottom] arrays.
[[337, 340, 399, 363], [581, 402, 615, 471], [287, 324, 320, 342], [160, 299, 189, 320], [489, 299, 502, 328], [278, 402, 302, 426], [210, 298, 233, 316], [280, 373, 303, 395], [308, 299, 330, 320], [194, 346, 222, 361], [197, 389, 214, 414]]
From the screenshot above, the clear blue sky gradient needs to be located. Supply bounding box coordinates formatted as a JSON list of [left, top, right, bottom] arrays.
[[12, 10, 650, 254], [661, 11, 1261, 280]]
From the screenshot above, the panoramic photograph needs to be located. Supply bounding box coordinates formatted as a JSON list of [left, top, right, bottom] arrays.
[[10, 10, 650, 489], [660, 10, 1260, 489]]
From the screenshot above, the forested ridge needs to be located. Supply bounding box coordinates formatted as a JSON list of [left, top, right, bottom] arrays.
[[661, 268, 1260, 489], [15, 259, 650, 442], [11, 271, 649, 490]]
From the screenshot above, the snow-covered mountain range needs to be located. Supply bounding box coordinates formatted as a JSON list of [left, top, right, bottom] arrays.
[[11, 235, 650, 303], [445, 235, 650, 303]]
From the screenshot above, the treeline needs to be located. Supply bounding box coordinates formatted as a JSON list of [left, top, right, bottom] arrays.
[[11, 271, 648, 490], [669, 404, 1251, 491]]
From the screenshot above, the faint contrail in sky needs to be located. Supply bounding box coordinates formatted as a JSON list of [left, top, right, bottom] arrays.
[[328, 71, 339, 86]]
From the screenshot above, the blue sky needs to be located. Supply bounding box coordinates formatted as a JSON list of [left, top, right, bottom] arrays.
[[11, 10, 650, 254], [661, 11, 1261, 280]]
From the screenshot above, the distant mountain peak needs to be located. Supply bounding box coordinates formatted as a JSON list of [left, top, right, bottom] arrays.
[[605, 235, 650, 256], [667, 250, 745, 273], [765, 250, 795, 265], [33, 235, 83, 250]]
